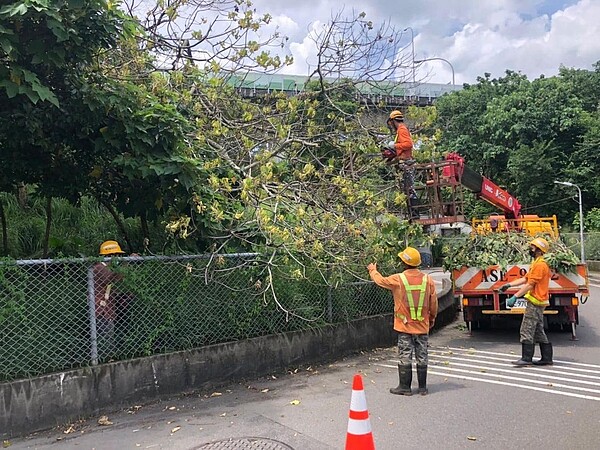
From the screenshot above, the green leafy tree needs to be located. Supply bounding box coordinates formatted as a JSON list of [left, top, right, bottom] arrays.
[[0, 0, 130, 255], [507, 141, 561, 216], [1, 3, 429, 278], [435, 66, 600, 223], [0, 0, 127, 105]]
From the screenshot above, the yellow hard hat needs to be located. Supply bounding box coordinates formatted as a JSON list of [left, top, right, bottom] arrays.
[[398, 247, 421, 266], [529, 237, 549, 254], [388, 110, 403, 121], [99, 240, 125, 255]]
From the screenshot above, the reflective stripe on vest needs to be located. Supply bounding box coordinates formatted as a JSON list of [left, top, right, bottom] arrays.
[[524, 292, 550, 307], [399, 273, 427, 321]]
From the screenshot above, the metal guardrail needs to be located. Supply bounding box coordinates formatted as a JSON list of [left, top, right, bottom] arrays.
[[0, 254, 390, 382]]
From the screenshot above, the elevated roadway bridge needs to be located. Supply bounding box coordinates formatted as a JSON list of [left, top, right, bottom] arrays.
[[228, 72, 462, 107]]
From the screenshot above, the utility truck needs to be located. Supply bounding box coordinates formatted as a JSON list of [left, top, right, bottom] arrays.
[[400, 153, 589, 339]]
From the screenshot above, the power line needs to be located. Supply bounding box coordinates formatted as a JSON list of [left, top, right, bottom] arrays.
[[521, 196, 575, 212]]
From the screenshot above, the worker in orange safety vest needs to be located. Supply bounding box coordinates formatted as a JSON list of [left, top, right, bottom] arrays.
[[384, 110, 414, 161], [499, 237, 553, 366], [382, 110, 419, 219], [368, 247, 438, 395]]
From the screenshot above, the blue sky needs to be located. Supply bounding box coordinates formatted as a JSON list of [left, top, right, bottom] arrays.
[[252, 0, 600, 84]]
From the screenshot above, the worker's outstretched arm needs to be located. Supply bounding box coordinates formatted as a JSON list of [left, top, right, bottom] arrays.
[[499, 276, 527, 292], [367, 263, 400, 290]]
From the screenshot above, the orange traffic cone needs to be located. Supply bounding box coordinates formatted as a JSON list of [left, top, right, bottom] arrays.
[[345, 374, 375, 450]]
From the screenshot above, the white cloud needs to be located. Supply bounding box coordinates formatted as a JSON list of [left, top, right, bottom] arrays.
[[282, 22, 322, 76], [250, 0, 600, 83]]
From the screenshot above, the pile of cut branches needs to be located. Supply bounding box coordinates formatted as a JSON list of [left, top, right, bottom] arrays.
[[442, 233, 580, 273]]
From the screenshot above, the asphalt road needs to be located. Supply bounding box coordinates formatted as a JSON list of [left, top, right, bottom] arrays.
[[9, 276, 600, 450]]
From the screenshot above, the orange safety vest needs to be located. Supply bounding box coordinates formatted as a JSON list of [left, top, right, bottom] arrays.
[[394, 124, 414, 160], [525, 257, 550, 306], [397, 273, 427, 322]]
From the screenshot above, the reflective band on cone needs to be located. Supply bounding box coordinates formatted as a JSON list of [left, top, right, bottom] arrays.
[[345, 374, 375, 450]]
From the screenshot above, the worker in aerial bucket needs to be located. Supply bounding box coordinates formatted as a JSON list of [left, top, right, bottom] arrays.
[[382, 110, 419, 219]]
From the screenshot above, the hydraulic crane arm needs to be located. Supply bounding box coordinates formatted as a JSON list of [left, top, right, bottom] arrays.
[[478, 176, 521, 219], [444, 153, 522, 219]]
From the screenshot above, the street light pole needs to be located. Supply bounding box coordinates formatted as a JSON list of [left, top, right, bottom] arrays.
[[554, 181, 585, 262], [403, 27, 415, 84], [414, 57, 455, 85]]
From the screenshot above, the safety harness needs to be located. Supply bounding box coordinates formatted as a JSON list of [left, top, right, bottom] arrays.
[[397, 273, 428, 322]]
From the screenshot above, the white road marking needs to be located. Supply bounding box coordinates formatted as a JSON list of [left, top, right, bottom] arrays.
[[427, 370, 600, 402], [425, 357, 600, 387], [377, 345, 600, 401], [437, 346, 600, 369], [431, 365, 600, 393], [426, 354, 600, 379], [376, 363, 600, 397]]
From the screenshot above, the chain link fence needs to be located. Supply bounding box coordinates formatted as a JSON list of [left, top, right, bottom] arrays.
[[0, 254, 389, 382], [561, 232, 600, 261]]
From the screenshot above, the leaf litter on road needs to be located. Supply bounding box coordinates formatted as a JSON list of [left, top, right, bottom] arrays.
[[98, 416, 113, 426]]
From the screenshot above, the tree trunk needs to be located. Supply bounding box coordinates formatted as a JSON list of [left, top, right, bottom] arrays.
[[0, 196, 8, 256], [17, 182, 28, 208], [43, 196, 52, 258], [98, 197, 133, 253], [140, 213, 150, 251]]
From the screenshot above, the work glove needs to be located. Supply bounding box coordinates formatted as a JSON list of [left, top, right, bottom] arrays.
[[506, 295, 518, 308], [499, 283, 511, 292]]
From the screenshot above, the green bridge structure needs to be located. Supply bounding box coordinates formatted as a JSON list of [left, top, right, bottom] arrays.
[[227, 72, 462, 107]]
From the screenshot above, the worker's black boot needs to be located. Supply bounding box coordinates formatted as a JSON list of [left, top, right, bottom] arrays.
[[513, 343, 535, 366], [533, 342, 553, 366], [390, 364, 413, 396], [417, 364, 428, 395]]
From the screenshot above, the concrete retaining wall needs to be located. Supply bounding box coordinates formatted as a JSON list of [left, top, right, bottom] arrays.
[[1, 284, 457, 439], [1, 315, 396, 438]]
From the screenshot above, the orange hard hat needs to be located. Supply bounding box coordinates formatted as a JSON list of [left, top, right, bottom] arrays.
[[388, 110, 404, 121], [529, 237, 549, 254], [398, 247, 421, 266], [99, 240, 125, 255]]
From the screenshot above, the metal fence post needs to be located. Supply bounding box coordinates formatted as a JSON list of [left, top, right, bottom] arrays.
[[327, 284, 333, 322], [87, 265, 99, 365]]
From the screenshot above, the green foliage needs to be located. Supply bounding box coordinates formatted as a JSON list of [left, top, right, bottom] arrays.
[[507, 141, 560, 211], [0, 0, 128, 105], [565, 112, 600, 204], [443, 232, 529, 271], [443, 232, 579, 273], [582, 232, 600, 260], [83, 78, 218, 223], [0, 193, 169, 258], [583, 208, 600, 231], [544, 247, 580, 274]]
